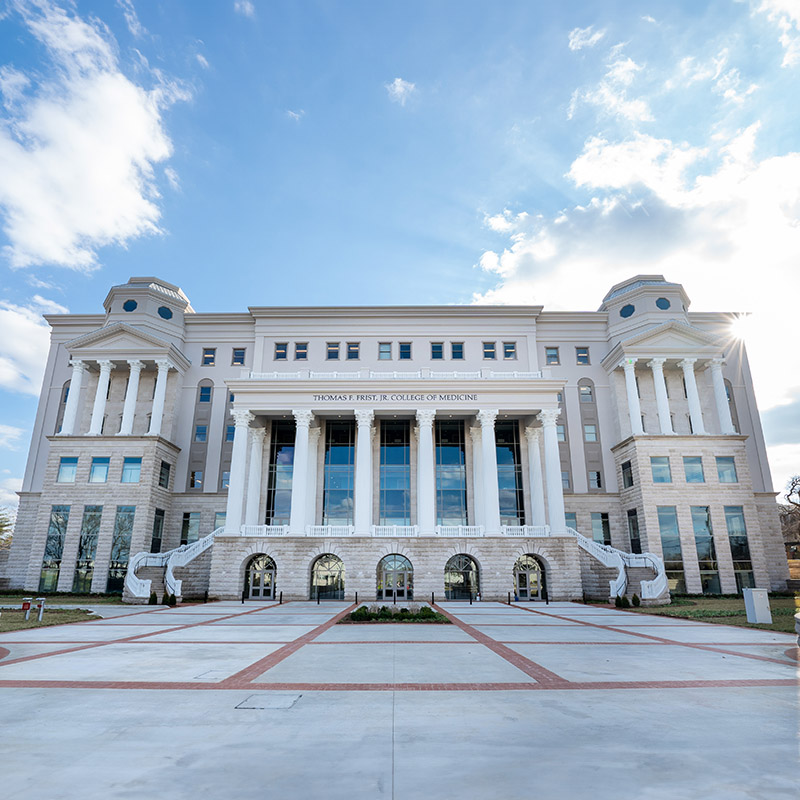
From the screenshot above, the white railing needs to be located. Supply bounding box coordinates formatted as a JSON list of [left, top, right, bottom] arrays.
[[371, 525, 419, 537], [124, 551, 172, 598], [308, 371, 360, 380], [429, 371, 482, 380], [164, 528, 222, 598], [621, 551, 669, 600], [500, 525, 551, 537], [435, 525, 485, 537], [369, 371, 423, 379], [305, 525, 355, 537], [564, 527, 628, 598], [246, 370, 544, 381], [240, 525, 289, 537]]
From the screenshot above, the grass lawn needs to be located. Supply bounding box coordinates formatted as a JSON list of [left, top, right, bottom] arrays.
[[0, 608, 97, 633], [627, 594, 800, 634], [0, 593, 124, 605]]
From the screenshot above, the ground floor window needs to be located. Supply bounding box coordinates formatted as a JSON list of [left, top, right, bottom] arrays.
[[39, 505, 70, 592], [245, 554, 276, 600], [311, 553, 345, 600], [107, 506, 135, 593], [724, 506, 755, 592], [73, 505, 102, 593], [513, 554, 545, 601], [444, 553, 479, 600], [657, 506, 685, 593], [377, 554, 413, 600], [691, 506, 721, 594]]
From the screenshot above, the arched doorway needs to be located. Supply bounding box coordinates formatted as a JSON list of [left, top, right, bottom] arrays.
[[444, 554, 480, 601], [245, 554, 276, 600], [513, 554, 545, 601], [377, 554, 413, 601], [310, 553, 345, 600]]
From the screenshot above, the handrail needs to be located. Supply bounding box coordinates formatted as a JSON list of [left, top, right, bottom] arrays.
[[164, 527, 223, 598], [500, 525, 551, 537], [620, 550, 669, 600], [564, 527, 627, 597], [371, 525, 419, 537], [240, 525, 289, 536]]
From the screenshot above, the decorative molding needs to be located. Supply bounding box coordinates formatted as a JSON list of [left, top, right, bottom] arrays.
[[524, 425, 541, 443], [477, 409, 498, 427], [646, 358, 666, 369], [619, 358, 637, 370], [232, 409, 254, 427], [292, 409, 314, 428], [97, 359, 115, 372], [250, 427, 267, 443], [677, 358, 697, 370], [416, 409, 436, 426], [126, 359, 144, 371], [537, 408, 560, 427], [354, 409, 374, 427]]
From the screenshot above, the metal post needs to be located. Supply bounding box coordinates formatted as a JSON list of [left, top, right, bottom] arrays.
[[22, 597, 32, 621], [507, 591, 511, 605], [431, 592, 434, 606], [204, 590, 208, 604], [241, 590, 245, 604], [469, 593, 473, 605], [393, 591, 396, 605], [355, 591, 358, 605], [36, 597, 45, 622], [317, 588, 320, 605], [279, 591, 283, 604]]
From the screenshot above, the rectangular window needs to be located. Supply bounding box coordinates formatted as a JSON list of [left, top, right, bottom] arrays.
[[275, 342, 288, 360], [435, 420, 468, 525], [716, 456, 738, 483], [158, 461, 171, 489], [564, 511, 578, 531], [346, 342, 360, 360], [591, 512, 611, 546], [627, 509, 641, 554], [202, 348, 216, 366], [556, 424, 566, 442], [650, 456, 672, 483], [621, 460, 634, 488], [295, 342, 308, 360], [189, 470, 203, 489], [579, 385, 594, 403], [561, 470, 571, 490], [398, 342, 412, 360], [588, 470, 602, 489], [326, 342, 340, 360], [57, 456, 78, 483], [232, 348, 246, 366], [225, 424, 235, 442], [150, 508, 165, 553], [221, 470, 230, 489], [322, 420, 356, 525], [575, 347, 590, 365], [683, 456, 705, 483], [431, 342, 444, 360], [107, 506, 135, 593], [378, 342, 392, 360], [121, 457, 142, 483], [451, 342, 464, 360], [379, 420, 411, 525], [198, 385, 212, 403], [724, 506, 755, 591], [691, 506, 721, 594], [503, 342, 517, 360], [180, 511, 200, 546], [483, 342, 496, 360], [496, 420, 525, 525], [39, 505, 70, 592], [657, 506, 685, 593], [229, 392, 235, 403], [194, 425, 208, 443], [266, 420, 296, 524], [583, 424, 597, 442], [545, 347, 560, 365], [88, 457, 109, 483], [214, 511, 226, 530]]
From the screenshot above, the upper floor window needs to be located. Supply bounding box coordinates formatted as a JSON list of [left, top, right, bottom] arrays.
[[683, 456, 705, 483], [158, 461, 171, 489], [89, 457, 110, 484], [189, 470, 203, 489], [576, 347, 590, 365], [57, 456, 78, 483], [545, 347, 559, 365], [431, 342, 444, 360], [503, 342, 517, 360], [198, 385, 212, 403], [225, 424, 235, 442], [579, 385, 594, 403], [583, 424, 597, 442], [556, 424, 566, 442], [231, 348, 246, 366], [621, 460, 633, 488], [451, 342, 464, 360], [561, 470, 571, 489], [378, 342, 392, 360], [346, 342, 360, 360], [327, 342, 340, 360], [716, 456, 738, 483], [399, 342, 412, 360], [194, 425, 208, 443], [275, 343, 288, 360], [483, 342, 496, 360], [650, 456, 672, 483], [588, 470, 602, 489], [295, 342, 308, 360], [202, 348, 216, 366], [121, 457, 142, 483], [221, 471, 230, 490]]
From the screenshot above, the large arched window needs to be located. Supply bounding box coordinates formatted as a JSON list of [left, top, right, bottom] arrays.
[[310, 553, 345, 600], [244, 554, 276, 600], [513, 554, 546, 601], [444, 554, 480, 601], [377, 554, 413, 601]]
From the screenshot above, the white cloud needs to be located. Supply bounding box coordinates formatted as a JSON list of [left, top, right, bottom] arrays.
[[0, 476, 22, 508], [286, 109, 305, 122], [0, 1, 190, 271], [0, 424, 25, 449], [195, 53, 210, 69], [164, 166, 180, 190], [757, 0, 800, 66], [0, 294, 67, 395], [234, 1, 256, 18], [568, 26, 606, 51], [766, 444, 800, 495], [642, 15, 658, 24], [669, 51, 758, 103], [116, 0, 146, 38], [385, 77, 417, 106], [0, 66, 30, 108]]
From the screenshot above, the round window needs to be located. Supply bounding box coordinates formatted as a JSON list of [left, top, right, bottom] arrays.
[[656, 297, 671, 310], [157, 306, 173, 320], [122, 299, 137, 312], [620, 304, 635, 318]]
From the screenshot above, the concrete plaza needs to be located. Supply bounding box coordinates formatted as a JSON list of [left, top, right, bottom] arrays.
[[0, 600, 797, 799]]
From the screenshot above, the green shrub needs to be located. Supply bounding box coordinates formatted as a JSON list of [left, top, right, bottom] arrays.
[[417, 605, 435, 618], [164, 592, 177, 607], [399, 607, 410, 615], [614, 595, 623, 607], [620, 595, 631, 608], [632, 594, 641, 607], [350, 605, 370, 621], [148, 591, 158, 605]]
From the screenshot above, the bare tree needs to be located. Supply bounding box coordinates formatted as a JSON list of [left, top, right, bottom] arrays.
[[779, 476, 800, 558], [0, 506, 14, 550]]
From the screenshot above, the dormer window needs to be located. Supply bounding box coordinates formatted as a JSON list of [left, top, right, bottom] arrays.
[[122, 299, 137, 312]]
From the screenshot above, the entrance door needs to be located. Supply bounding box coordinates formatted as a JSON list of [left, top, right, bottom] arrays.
[[377, 555, 414, 601], [513, 554, 544, 601], [246, 554, 276, 600], [444, 554, 480, 601]]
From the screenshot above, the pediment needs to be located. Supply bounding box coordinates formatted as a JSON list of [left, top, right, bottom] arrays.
[[66, 323, 191, 370], [601, 321, 723, 369]]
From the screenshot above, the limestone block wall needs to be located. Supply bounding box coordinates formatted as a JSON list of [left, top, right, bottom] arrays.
[[174, 548, 213, 599], [2, 493, 40, 589]]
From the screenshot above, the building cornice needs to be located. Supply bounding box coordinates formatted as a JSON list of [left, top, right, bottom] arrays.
[[247, 305, 544, 319]]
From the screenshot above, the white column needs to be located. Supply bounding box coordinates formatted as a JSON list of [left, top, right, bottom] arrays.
[[117, 359, 143, 436], [524, 425, 546, 527], [88, 360, 114, 435], [621, 358, 644, 436], [306, 427, 321, 527], [244, 427, 267, 525], [647, 358, 674, 435], [354, 409, 374, 535], [147, 359, 171, 436], [679, 358, 706, 435], [289, 409, 313, 535], [59, 359, 87, 435], [708, 358, 735, 434], [477, 409, 501, 535], [469, 426, 484, 529], [416, 410, 436, 535], [538, 408, 566, 533], [225, 409, 253, 533]]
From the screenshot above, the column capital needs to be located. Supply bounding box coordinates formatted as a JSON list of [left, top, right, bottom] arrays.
[[537, 408, 560, 427], [232, 409, 254, 427], [354, 409, 374, 427], [126, 359, 144, 371], [477, 409, 498, 428], [292, 409, 314, 428], [416, 409, 436, 427], [308, 426, 322, 443], [154, 358, 171, 371], [708, 357, 725, 370], [677, 358, 697, 370], [69, 359, 87, 372], [619, 357, 637, 370], [647, 358, 666, 369], [524, 425, 541, 443], [96, 359, 115, 372], [468, 425, 481, 442], [250, 426, 267, 443]]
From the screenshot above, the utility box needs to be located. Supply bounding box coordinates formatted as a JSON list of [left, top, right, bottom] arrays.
[[743, 588, 772, 624]]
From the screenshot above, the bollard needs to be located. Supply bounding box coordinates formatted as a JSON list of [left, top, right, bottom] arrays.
[[36, 597, 45, 622], [431, 592, 434, 606], [317, 589, 320, 605], [469, 593, 473, 605], [279, 591, 283, 605], [204, 590, 208, 604], [393, 591, 396, 605], [22, 597, 32, 621], [241, 590, 245, 604], [545, 589, 549, 605], [507, 592, 511, 605], [355, 591, 358, 605]]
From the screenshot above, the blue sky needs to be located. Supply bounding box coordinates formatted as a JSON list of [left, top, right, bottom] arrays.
[[0, 0, 799, 506]]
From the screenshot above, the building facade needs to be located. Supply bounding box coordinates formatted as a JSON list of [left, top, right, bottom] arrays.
[[2, 275, 788, 603]]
